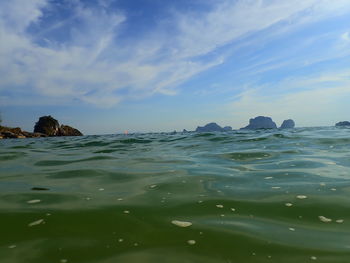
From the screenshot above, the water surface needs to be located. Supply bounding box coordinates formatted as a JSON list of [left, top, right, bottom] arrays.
[[1, 127, 350, 263]]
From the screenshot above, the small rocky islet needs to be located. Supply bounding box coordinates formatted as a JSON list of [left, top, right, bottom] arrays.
[[194, 116, 296, 132], [195, 122, 232, 132], [0, 115, 83, 139], [335, 121, 350, 127], [1, 115, 349, 139]]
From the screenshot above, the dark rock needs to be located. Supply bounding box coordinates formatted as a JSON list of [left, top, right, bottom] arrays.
[[31, 187, 50, 191], [59, 125, 83, 136], [335, 121, 350, 127], [33, 116, 83, 136], [0, 126, 26, 138], [241, 116, 277, 130], [182, 129, 188, 133], [280, 119, 295, 129], [1, 131, 17, 138], [34, 115, 60, 136], [196, 122, 225, 132], [223, 126, 233, 132]]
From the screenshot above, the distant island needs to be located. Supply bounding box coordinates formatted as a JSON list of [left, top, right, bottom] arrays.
[[2, 115, 350, 139], [335, 121, 350, 127], [0, 115, 83, 139], [240, 116, 277, 130], [195, 122, 232, 132], [193, 116, 296, 132], [280, 119, 295, 129]]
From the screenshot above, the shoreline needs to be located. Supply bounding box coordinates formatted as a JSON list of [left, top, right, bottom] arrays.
[[0, 125, 48, 139]]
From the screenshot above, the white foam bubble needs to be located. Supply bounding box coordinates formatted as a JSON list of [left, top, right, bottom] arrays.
[[296, 195, 307, 199], [171, 220, 192, 227], [28, 219, 44, 227], [319, 216, 332, 223], [27, 199, 41, 204], [187, 240, 196, 245], [216, 204, 224, 208]]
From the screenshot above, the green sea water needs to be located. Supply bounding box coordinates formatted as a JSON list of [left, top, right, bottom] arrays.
[[1, 127, 350, 263]]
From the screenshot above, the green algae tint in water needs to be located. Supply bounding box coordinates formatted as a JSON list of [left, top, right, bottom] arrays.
[[1, 127, 350, 263]]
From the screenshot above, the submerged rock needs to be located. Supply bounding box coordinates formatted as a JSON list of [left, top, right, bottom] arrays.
[[241, 116, 277, 130], [195, 122, 230, 132], [335, 121, 350, 127], [280, 119, 295, 129]]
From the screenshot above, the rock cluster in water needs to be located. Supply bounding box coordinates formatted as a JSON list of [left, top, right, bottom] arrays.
[[0, 115, 83, 139], [0, 126, 47, 139], [335, 121, 350, 127], [195, 122, 232, 132], [34, 116, 83, 136], [241, 116, 277, 130], [280, 119, 295, 129]]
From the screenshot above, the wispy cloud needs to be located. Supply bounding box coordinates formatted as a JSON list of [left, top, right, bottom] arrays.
[[1, 0, 350, 108], [227, 69, 350, 127]]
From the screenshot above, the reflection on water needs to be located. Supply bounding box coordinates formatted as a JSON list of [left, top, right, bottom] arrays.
[[1, 127, 350, 262]]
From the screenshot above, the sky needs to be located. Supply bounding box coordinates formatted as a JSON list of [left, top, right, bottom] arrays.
[[0, 0, 350, 134]]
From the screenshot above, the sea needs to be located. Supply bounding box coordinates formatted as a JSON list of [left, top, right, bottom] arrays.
[[1, 127, 350, 263]]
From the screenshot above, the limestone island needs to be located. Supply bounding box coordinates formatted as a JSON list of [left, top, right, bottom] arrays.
[[240, 116, 277, 130], [0, 115, 83, 139], [195, 122, 232, 132], [280, 119, 295, 129], [335, 121, 350, 127]]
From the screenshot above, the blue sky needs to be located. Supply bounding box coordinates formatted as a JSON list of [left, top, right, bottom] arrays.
[[1, 0, 350, 134]]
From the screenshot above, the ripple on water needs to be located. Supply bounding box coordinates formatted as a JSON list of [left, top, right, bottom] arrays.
[[1, 127, 350, 262], [34, 155, 117, 166], [220, 152, 274, 161]]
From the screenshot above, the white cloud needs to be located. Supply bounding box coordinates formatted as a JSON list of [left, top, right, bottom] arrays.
[[227, 70, 350, 127], [0, 0, 47, 32], [1, 0, 350, 107], [341, 32, 350, 42]]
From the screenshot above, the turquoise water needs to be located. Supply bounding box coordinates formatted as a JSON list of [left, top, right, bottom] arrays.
[[1, 127, 350, 263]]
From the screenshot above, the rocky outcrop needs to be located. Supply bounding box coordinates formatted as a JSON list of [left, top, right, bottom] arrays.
[[0, 126, 47, 139], [195, 122, 231, 132], [280, 119, 295, 129], [59, 125, 83, 136], [34, 116, 83, 136], [0, 115, 83, 139], [335, 121, 350, 127], [34, 116, 60, 136], [241, 116, 277, 130]]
